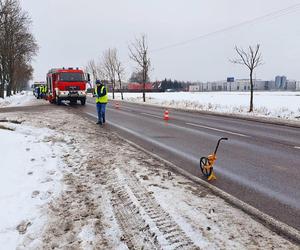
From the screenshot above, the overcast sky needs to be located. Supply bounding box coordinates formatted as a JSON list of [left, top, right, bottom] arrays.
[[21, 0, 300, 82]]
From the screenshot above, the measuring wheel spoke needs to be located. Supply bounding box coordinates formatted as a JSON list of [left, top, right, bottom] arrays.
[[199, 157, 212, 178]]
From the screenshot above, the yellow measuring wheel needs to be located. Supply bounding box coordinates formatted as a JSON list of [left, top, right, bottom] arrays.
[[200, 137, 228, 181]]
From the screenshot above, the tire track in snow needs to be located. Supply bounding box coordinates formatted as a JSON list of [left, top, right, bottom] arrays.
[[104, 168, 162, 250], [108, 166, 199, 250]]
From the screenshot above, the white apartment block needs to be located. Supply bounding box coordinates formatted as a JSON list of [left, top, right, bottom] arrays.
[[189, 79, 299, 92]]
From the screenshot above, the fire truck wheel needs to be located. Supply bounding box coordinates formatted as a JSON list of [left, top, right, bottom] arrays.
[[81, 99, 86, 105]]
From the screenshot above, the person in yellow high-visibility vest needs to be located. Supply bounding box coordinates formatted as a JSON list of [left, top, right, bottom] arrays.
[[41, 85, 46, 99], [94, 80, 108, 125], [39, 85, 44, 99]]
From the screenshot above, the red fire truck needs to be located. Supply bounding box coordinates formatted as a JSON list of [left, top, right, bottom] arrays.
[[46, 67, 89, 105]]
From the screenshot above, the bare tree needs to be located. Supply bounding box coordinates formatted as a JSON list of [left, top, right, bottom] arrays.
[[14, 60, 33, 93], [86, 56, 109, 92], [129, 70, 149, 83], [102, 48, 117, 99], [85, 59, 98, 85], [94, 48, 125, 100], [129, 34, 151, 102], [231, 44, 263, 112], [0, 0, 12, 98], [96, 61, 106, 83], [0, 0, 38, 98], [114, 51, 125, 100]]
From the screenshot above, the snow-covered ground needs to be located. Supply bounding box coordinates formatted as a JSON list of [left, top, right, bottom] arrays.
[[0, 121, 67, 249], [110, 91, 300, 121], [0, 91, 40, 108], [0, 108, 298, 249]]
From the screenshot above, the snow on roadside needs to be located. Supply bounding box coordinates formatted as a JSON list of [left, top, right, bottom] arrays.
[[110, 91, 300, 121], [0, 109, 298, 249], [0, 91, 42, 108], [0, 121, 68, 249]]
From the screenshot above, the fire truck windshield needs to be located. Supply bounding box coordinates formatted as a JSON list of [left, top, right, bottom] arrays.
[[59, 73, 84, 82]]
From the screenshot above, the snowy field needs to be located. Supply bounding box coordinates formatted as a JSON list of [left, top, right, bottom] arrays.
[[111, 91, 300, 121]]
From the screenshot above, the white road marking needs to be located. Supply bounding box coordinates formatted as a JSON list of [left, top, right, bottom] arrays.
[[141, 112, 162, 119], [294, 146, 300, 149], [186, 122, 250, 138]]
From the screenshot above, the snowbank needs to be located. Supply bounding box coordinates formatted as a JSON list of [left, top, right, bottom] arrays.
[[0, 91, 39, 108], [0, 122, 66, 249], [110, 91, 300, 121]]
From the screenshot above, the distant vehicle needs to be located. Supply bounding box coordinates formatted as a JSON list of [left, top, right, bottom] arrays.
[[46, 68, 89, 105], [31, 82, 46, 99]]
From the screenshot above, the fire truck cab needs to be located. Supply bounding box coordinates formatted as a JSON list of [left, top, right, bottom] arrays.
[[46, 67, 89, 105]]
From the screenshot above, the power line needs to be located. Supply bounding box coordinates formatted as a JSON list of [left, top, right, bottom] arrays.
[[150, 3, 300, 53]]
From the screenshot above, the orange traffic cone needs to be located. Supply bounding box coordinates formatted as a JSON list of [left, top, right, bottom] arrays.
[[164, 109, 169, 121]]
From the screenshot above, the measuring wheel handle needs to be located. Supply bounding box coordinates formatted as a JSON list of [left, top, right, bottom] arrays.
[[214, 137, 228, 154]]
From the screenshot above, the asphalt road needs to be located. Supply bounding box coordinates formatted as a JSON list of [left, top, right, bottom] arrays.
[[82, 98, 300, 231], [2, 100, 300, 231]]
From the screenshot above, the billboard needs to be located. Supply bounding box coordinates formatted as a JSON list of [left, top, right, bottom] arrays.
[[227, 77, 234, 82]]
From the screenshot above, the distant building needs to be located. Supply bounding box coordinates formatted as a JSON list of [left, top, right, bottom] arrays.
[[189, 85, 200, 92], [282, 76, 287, 89], [286, 80, 296, 90], [296, 81, 300, 91], [275, 76, 281, 88], [275, 75, 287, 89], [187, 76, 299, 92], [264, 81, 276, 90], [231, 79, 250, 91], [254, 80, 272, 91], [201, 82, 209, 91]]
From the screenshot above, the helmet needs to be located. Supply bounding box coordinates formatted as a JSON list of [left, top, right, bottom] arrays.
[[96, 79, 101, 84]]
